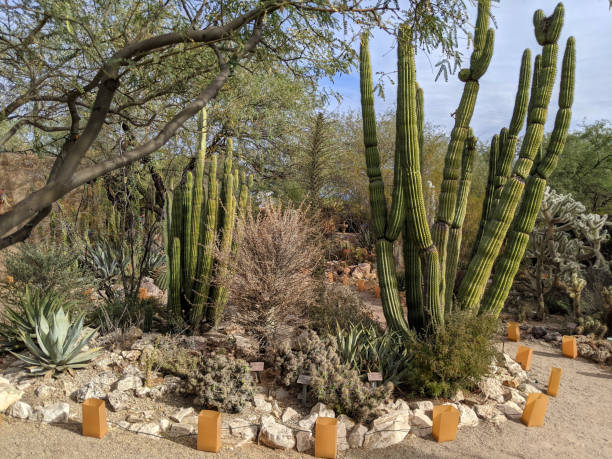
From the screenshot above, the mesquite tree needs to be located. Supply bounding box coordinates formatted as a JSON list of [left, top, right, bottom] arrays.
[[361, 1, 576, 334]]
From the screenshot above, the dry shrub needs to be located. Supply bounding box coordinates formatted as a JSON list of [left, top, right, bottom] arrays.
[[227, 202, 322, 343]]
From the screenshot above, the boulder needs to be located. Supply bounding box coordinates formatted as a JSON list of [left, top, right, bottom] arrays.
[[505, 389, 526, 406], [490, 413, 507, 426], [298, 413, 318, 431], [169, 423, 194, 436], [107, 390, 130, 411], [409, 400, 433, 411], [258, 415, 295, 450], [532, 326, 547, 339], [138, 423, 161, 440], [518, 383, 540, 396], [135, 386, 151, 398], [7, 400, 32, 419], [393, 399, 411, 412], [40, 403, 70, 423], [411, 409, 433, 428], [229, 418, 258, 441], [114, 375, 143, 392], [337, 420, 349, 451], [159, 418, 171, 432], [170, 407, 195, 423], [92, 370, 118, 387], [478, 377, 505, 403], [310, 402, 335, 418], [337, 414, 355, 431], [295, 431, 314, 453], [474, 404, 502, 420], [348, 424, 368, 448], [498, 400, 522, 416], [121, 350, 141, 362], [72, 382, 106, 403], [34, 385, 55, 398], [253, 394, 272, 412], [457, 405, 479, 428], [363, 412, 410, 449], [281, 407, 299, 423], [451, 390, 465, 403], [0, 379, 23, 411]]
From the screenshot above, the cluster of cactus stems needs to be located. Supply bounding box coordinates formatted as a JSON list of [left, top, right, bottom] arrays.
[[165, 107, 250, 331], [360, 1, 575, 334]]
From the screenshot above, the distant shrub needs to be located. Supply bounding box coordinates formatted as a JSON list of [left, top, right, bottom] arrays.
[[90, 296, 161, 335], [309, 283, 381, 335], [405, 311, 499, 398]]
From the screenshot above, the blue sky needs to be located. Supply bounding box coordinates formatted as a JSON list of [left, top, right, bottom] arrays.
[[324, 0, 612, 139]]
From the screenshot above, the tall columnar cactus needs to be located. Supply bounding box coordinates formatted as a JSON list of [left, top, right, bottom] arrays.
[[432, 0, 494, 311], [165, 108, 250, 331], [360, 1, 575, 333]]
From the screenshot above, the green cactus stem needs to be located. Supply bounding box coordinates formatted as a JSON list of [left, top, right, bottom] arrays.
[[458, 3, 565, 312], [480, 35, 575, 316]]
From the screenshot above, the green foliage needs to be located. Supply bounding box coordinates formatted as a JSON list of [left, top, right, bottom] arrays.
[[182, 354, 255, 413], [334, 323, 414, 386], [548, 120, 612, 214], [575, 315, 608, 338], [405, 311, 499, 398], [12, 307, 100, 375], [90, 296, 162, 335], [0, 287, 68, 350], [142, 342, 200, 379], [5, 242, 93, 298]]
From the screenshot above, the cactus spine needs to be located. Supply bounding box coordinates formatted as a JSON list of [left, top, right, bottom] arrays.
[[165, 108, 250, 331], [361, 2, 574, 333]]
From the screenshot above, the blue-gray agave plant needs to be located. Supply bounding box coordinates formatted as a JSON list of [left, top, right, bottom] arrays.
[[12, 308, 101, 375]]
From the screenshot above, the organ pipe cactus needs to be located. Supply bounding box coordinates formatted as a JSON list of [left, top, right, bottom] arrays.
[[360, 1, 575, 333], [165, 108, 250, 331]]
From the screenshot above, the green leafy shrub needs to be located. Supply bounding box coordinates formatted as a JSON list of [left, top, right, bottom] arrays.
[[309, 283, 381, 335], [182, 354, 255, 413], [142, 341, 200, 379], [5, 242, 93, 297], [13, 308, 100, 375], [405, 311, 499, 398], [0, 287, 69, 350], [272, 329, 390, 421]]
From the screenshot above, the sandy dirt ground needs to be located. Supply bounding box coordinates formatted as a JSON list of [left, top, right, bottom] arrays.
[[1, 339, 611, 458]]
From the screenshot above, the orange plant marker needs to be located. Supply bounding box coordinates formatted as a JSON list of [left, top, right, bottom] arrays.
[[547, 367, 562, 397], [82, 398, 108, 439], [507, 322, 520, 342], [515, 345, 533, 371], [197, 410, 221, 453], [561, 336, 578, 358], [374, 285, 381, 298], [357, 279, 366, 292], [314, 417, 338, 459], [521, 393, 549, 427], [432, 405, 459, 443]]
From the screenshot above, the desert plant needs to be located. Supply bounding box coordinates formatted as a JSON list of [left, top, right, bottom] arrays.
[[228, 202, 322, 342], [12, 308, 100, 375], [360, 1, 575, 333], [90, 296, 162, 335], [182, 353, 255, 413], [165, 107, 250, 331], [0, 287, 69, 350], [405, 311, 499, 398]]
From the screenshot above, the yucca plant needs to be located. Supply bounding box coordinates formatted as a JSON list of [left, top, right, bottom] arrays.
[[12, 308, 100, 375], [0, 287, 67, 350]]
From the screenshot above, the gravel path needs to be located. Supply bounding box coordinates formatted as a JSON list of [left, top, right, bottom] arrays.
[[1, 339, 610, 458]]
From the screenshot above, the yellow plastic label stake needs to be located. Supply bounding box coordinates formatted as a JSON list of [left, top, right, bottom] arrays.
[[547, 367, 562, 397], [357, 279, 366, 292], [521, 393, 549, 427], [562, 335, 578, 358], [515, 345, 533, 371], [432, 405, 459, 443], [82, 398, 108, 439], [197, 410, 221, 453], [507, 322, 520, 342], [315, 417, 338, 459]]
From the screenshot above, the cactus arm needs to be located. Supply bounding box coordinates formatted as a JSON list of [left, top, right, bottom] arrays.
[[359, 32, 409, 334], [398, 24, 442, 327], [472, 134, 499, 254], [168, 237, 182, 324], [458, 4, 564, 312], [403, 83, 425, 332], [433, 0, 493, 312], [181, 172, 194, 313], [360, 33, 388, 240], [444, 132, 476, 311], [480, 36, 575, 316]]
